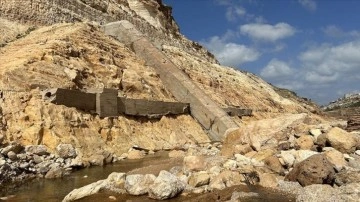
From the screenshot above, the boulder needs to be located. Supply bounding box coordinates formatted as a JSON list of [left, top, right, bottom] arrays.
[[335, 170, 360, 186], [285, 154, 335, 186], [183, 156, 206, 173], [327, 127, 357, 153], [63, 180, 106, 202], [106, 172, 126, 190], [188, 171, 210, 187], [25, 145, 49, 156], [148, 170, 185, 200], [295, 135, 314, 150], [264, 156, 284, 174], [125, 174, 156, 195], [324, 149, 347, 171], [258, 173, 278, 188], [56, 144, 76, 159]]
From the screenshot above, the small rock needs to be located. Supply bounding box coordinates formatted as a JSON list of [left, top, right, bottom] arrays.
[[108, 196, 116, 200], [223, 160, 237, 170], [20, 162, 30, 169], [1, 142, 24, 155], [309, 129, 322, 140], [89, 155, 105, 166], [7, 151, 17, 160], [188, 171, 210, 187], [168, 150, 185, 158], [278, 141, 291, 151], [295, 135, 314, 150], [45, 166, 63, 179], [56, 144, 77, 159], [279, 150, 295, 168], [0, 159, 6, 166], [343, 153, 354, 161], [355, 150, 360, 156], [148, 170, 185, 200], [258, 173, 278, 188], [264, 156, 284, 174], [33, 155, 44, 164], [25, 145, 49, 156]]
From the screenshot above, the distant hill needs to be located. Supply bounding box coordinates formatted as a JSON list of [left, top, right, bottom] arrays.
[[323, 93, 360, 132]]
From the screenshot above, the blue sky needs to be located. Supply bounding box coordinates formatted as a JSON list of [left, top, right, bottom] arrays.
[[163, 0, 360, 105]]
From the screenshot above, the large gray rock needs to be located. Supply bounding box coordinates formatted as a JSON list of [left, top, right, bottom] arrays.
[[148, 170, 185, 200], [56, 144, 77, 159], [285, 154, 335, 186], [25, 145, 49, 156], [125, 174, 156, 195]]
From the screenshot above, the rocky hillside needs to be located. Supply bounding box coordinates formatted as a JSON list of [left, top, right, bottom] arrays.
[[2, 1, 360, 201], [323, 93, 360, 132]]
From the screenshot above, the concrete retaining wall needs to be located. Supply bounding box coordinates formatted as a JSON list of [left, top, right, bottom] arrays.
[[118, 97, 189, 118], [42, 88, 190, 118], [102, 21, 241, 141], [43, 88, 96, 112]]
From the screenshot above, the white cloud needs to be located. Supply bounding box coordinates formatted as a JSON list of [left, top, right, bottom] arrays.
[[299, 41, 360, 75], [240, 23, 296, 42], [298, 0, 317, 11], [202, 36, 260, 67], [261, 40, 360, 104], [226, 6, 246, 21], [323, 25, 360, 38], [260, 59, 294, 79]]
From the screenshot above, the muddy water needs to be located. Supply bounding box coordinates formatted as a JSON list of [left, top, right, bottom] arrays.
[[1, 152, 295, 202]]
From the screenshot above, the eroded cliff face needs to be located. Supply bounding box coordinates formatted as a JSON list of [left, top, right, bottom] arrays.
[[0, 22, 210, 157], [0, 0, 326, 159], [0, 0, 216, 63]]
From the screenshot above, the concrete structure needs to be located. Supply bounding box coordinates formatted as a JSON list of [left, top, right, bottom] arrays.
[[96, 89, 118, 117], [118, 97, 189, 118], [43, 88, 96, 112], [42, 88, 190, 118], [102, 21, 241, 141]]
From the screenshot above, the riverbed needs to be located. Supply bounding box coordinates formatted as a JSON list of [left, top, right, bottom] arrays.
[[1, 151, 295, 202]]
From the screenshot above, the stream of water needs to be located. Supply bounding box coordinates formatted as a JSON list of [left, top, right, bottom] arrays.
[[1, 152, 295, 202]]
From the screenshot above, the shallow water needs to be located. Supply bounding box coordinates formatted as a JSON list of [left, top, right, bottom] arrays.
[[1, 152, 295, 202]]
